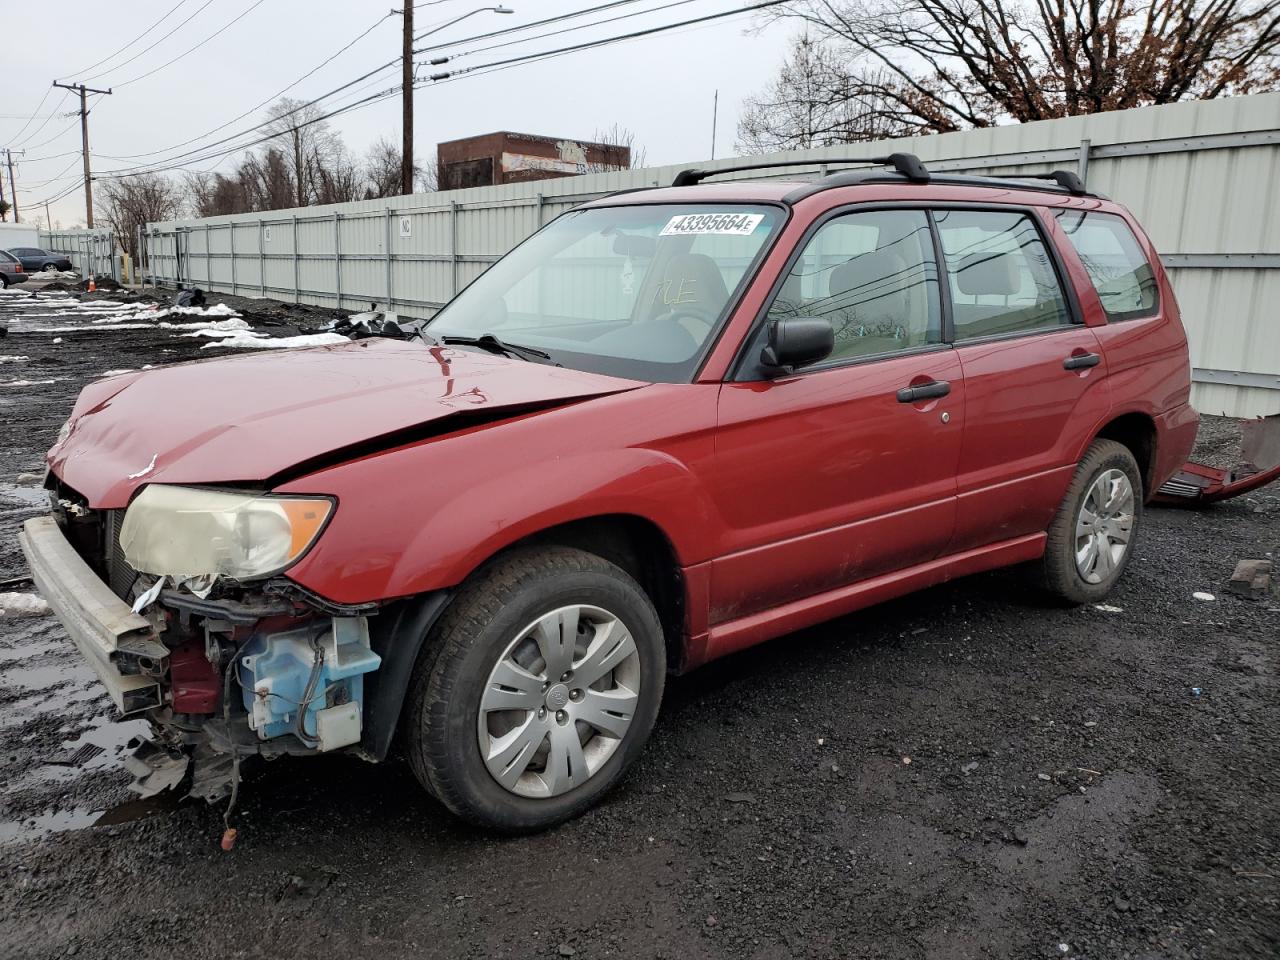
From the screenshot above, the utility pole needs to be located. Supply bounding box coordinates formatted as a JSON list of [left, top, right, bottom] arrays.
[[3, 149, 21, 222], [0, 154, 8, 222], [401, 2, 414, 195], [711, 89, 719, 161], [53, 81, 112, 228]]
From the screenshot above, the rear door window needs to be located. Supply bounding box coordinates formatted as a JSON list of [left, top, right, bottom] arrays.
[[1055, 210, 1158, 320], [934, 210, 1072, 341]]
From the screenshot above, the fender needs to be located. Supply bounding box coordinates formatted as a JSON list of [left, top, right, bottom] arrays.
[[278, 383, 721, 604]]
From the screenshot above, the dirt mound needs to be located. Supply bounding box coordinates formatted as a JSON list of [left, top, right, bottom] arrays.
[[79, 276, 122, 292]]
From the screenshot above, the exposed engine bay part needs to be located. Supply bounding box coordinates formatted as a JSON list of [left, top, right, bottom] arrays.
[[238, 616, 380, 751], [1155, 414, 1280, 506]]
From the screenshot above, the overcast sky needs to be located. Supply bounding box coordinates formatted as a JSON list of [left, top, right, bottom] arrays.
[[0, 0, 793, 229]]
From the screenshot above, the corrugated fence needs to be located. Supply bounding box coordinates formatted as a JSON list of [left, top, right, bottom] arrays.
[[70, 92, 1280, 417]]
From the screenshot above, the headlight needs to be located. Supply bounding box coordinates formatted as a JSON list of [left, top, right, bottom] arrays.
[[119, 485, 334, 582]]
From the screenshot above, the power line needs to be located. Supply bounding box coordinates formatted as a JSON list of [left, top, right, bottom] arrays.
[[33, 0, 650, 180], [75, 0, 217, 83], [450, 0, 704, 61], [1, 87, 54, 142], [94, 0, 784, 184], [60, 0, 190, 80], [112, 0, 269, 89], [98, 13, 396, 162], [428, 0, 786, 79], [8, 89, 71, 148]]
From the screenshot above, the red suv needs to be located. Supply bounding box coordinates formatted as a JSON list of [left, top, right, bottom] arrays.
[[21, 155, 1198, 832]]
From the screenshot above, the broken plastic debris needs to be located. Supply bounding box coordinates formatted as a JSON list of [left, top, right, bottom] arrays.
[[1093, 603, 1124, 613], [1192, 591, 1216, 601], [130, 577, 166, 614], [220, 827, 237, 851]]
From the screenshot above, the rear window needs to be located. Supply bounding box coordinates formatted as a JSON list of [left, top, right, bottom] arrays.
[[1055, 211, 1158, 320]]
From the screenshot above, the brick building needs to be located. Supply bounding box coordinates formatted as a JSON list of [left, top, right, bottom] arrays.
[[437, 131, 630, 190]]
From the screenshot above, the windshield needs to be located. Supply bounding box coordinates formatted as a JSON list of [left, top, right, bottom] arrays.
[[425, 203, 783, 381]]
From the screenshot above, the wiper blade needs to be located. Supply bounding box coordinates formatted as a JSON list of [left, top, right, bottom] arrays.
[[437, 333, 558, 364]]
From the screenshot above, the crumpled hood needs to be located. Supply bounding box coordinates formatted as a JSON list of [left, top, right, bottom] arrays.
[[50, 338, 644, 507]]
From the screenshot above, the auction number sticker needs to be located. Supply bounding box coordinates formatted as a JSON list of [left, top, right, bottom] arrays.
[[660, 212, 764, 237]]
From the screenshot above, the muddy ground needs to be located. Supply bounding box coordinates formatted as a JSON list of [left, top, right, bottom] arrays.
[[0, 282, 1277, 959]]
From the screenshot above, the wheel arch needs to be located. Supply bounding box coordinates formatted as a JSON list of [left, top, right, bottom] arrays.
[[1092, 411, 1158, 497], [479, 513, 688, 673]]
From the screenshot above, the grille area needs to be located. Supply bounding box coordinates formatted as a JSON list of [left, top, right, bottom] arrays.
[[103, 509, 140, 601]]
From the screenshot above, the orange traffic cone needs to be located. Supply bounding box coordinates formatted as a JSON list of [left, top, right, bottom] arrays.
[[87, 275, 96, 292]]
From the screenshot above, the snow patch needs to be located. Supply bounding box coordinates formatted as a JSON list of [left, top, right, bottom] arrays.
[[0, 593, 51, 617], [202, 332, 349, 350], [1, 379, 60, 387], [0, 356, 30, 363]]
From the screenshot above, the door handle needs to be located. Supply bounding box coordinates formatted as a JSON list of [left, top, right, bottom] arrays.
[[896, 379, 951, 403], [1063, 352, 1101, 370]]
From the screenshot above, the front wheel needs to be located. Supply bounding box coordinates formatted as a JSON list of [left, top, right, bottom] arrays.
[[405, 546, 665, 832], [1038, 439, 1142, 604]]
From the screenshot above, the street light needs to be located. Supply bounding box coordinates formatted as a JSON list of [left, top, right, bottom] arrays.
[[401, 6, 516, 194]]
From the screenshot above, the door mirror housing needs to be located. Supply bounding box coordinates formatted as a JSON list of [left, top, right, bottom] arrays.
[[760, 317, 834, 374]]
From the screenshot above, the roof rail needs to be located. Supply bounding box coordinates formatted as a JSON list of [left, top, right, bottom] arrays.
[[986, 170, 1088, 195], [671, 152, 930, 187]]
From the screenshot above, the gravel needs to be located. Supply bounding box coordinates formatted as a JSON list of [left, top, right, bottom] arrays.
[[1, 283, 1278, 959]]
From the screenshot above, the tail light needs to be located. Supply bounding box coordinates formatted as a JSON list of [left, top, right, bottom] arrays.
[[14, 263, 22, 273]]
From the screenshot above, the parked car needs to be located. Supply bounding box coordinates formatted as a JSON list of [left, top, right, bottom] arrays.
[[20, 154, 1199, 832], [0, 249, 28, 287], [5, 246, 73, 273]]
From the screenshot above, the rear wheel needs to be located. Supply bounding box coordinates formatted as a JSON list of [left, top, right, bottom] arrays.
[[1038, 439, 1142, 604], [405, 546, 665, 832], [42, 262, 58, 273], [0, 274, 7, 289]]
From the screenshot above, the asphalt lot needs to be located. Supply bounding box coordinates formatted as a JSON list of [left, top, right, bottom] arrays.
[[1, 283, 1277, 960]]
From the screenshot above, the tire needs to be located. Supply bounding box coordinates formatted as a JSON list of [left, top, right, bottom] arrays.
[[405, 546, 665, 832], [0, 274, 7, 289], [42, 262, 57, 273], [1038, 439, 1142, 604]]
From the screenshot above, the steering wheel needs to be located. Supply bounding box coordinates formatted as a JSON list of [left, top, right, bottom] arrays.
[[647, 303, 719, 342]]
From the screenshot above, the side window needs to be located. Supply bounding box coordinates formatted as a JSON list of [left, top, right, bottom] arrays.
[[766, 209, 942, 361], [1055, 210, 1158, 320], [934, 210, 1072, 341]]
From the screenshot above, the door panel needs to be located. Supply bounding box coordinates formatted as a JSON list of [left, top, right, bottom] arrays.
[[708, 350, 963, 624], [931, 207, 1113, 555], [951, 329, 1110, 553]]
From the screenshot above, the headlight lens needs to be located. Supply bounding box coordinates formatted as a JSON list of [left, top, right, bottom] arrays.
[[120, 485, 334, 582]]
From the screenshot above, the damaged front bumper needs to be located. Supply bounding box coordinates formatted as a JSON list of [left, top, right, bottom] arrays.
[[18, 516, 168, 714], [1155, 413, 1280, 506], [18, 512, 393, 804]]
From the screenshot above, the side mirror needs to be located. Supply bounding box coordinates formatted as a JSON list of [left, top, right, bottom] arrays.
[[760, 317, 834, 373]]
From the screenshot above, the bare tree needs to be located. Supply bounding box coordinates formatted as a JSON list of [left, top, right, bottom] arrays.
[[739, 34, 916, 152], [262, 97, 345, 207], [588, 124, 647, 171], [96, 173, 183, 260], [741, 0, 1280, 143]]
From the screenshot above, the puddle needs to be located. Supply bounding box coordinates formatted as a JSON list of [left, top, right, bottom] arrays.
[[0, 807, 102, 844], [0, 482, 48, 509]]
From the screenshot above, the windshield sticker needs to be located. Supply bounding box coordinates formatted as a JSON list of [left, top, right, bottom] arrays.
[[660, 213, 764, 237]]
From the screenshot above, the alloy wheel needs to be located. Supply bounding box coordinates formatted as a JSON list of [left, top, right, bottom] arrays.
[[1074, 468, 1135, 584], [477, 604, 641, 798]]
